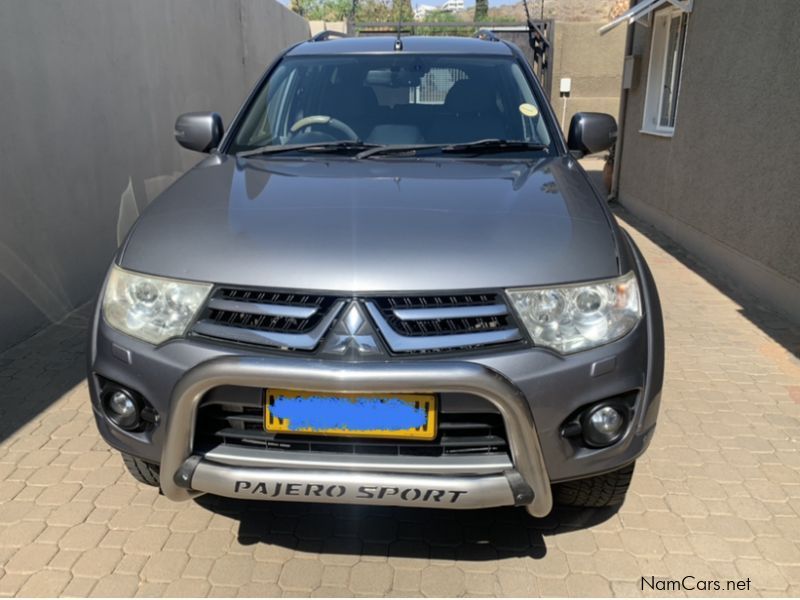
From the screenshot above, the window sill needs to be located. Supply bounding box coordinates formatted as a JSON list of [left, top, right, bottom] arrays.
[[639, 128, 674, 138]]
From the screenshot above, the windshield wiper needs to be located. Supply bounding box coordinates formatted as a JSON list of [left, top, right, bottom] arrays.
[[355, 143, 449, 159], [355, 139, 549, 159], [238, 140, 379, 158], [441, 139, 549, 155]]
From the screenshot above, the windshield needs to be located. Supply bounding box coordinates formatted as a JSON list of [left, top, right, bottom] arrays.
[[228, 54, 553, 156]]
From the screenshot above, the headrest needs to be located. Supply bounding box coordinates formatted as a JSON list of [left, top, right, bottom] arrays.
[[444, 79, 496, 114]]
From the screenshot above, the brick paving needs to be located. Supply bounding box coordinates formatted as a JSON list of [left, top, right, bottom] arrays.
[[1, 204, 800, 597]]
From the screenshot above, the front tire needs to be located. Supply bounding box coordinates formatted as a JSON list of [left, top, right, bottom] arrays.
[[121, 453, 161, 487], [554, 462, 635, 508]]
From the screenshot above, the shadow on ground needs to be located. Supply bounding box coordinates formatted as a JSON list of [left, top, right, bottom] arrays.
[[196, 495, 618, 560], [580, 156, 799, 359], [613, 205, 800, 359], [0, 303, 92, 443]]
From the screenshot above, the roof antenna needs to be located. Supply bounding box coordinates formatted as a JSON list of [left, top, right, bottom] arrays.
[[394, 16, 403, 51]]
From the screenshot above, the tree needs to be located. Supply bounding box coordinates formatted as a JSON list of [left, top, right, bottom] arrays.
[[392, 0, 413, 22], [356, 0, 393, 22], [289, 0, 353, 20], [420, 10, 463, 36], [474, 0, 488, 22], [290, 0, 305, 16], [287, 0, 397, 24]]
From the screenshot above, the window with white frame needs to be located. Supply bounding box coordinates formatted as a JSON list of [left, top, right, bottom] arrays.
[[642, 7, 688, 135]]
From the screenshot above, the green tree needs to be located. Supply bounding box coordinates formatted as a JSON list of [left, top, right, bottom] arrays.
[[290, 0, 353, 20], [392, 0, 413, 22], [419, 10, 465, 36], [474, 0, 488, 22], [356, 0, 393, 21], [290, 0, 306, 16]]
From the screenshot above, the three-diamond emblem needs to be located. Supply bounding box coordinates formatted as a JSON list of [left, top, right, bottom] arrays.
[[321, 301, 382, 358]]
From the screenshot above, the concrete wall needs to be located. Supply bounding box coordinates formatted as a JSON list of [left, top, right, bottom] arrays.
[[616, 0, 800, 322], [551, 21, 627, 131], [308, 20, 349, 37], [0, 0, 309, 352]]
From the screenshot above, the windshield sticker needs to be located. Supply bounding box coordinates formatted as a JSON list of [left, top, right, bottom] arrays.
[[519, 103, 539, 117]]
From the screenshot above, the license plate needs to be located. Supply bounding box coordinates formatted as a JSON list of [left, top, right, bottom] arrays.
[[265, 389, 437, 441]]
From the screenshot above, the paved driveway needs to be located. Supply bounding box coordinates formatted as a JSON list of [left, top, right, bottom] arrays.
[[1, 207, 799, 597]]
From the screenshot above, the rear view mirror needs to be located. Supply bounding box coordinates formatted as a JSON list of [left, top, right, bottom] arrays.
[[567, 112, 617, 157], [174, 112, 224, 153]]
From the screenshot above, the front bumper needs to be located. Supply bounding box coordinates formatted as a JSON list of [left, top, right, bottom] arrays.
[[162, 357, 552, 516]]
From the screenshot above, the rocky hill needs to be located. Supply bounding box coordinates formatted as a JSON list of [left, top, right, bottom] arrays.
[[478, 0, 629, 23]]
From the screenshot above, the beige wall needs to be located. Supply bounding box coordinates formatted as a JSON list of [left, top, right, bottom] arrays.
[[616, 0, 800, 322], [308, 20, 348, 37], [0, 0, 309, 352], [551, 21, 627, 131]]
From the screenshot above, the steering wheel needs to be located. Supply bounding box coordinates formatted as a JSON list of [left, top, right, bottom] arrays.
[[289, 115, 359, 141]]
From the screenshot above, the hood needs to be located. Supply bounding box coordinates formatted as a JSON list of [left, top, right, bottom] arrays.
[[120, 155, 620, 292]]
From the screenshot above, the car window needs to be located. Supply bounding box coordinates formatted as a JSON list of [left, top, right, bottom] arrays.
[[233, 64, 297, 148], [229, 54, 552, 152]]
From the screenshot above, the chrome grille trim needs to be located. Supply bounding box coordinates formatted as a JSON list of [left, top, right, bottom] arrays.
[[365, 300, 521, 353], [392, 303, 508, 320], [193, 287, 521, 354], [207, 297, 319, 319], [194, 300, 344, 350]]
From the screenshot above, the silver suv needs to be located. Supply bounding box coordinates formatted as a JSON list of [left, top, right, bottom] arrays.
[[89, 34, 664, 518]]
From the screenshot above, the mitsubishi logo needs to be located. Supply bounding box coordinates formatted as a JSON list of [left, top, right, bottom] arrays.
[[321, 301, 382, 358]]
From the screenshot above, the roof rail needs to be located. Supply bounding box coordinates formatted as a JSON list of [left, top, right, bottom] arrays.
[[310, 30, 348, 42], [474, 29, 500, 42]]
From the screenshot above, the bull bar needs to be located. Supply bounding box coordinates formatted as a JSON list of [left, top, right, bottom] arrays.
[[159, 356, 554, 517]]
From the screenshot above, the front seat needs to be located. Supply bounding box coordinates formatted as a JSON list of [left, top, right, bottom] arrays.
[[429, 79, 505, 143], [324, 82, 380, 140]]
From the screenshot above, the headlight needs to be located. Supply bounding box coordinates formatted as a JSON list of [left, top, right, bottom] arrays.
[[506, 271, 641, 354], [102, 265, 212, 344]]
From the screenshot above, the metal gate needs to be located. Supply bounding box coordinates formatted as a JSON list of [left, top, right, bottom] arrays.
[[348, 20, 554, 98]]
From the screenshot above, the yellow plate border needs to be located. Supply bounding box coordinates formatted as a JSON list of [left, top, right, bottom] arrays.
[[264, 389, 438, 441]]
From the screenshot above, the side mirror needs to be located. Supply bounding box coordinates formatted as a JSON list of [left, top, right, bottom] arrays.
[[174, 112, 224, 153], [567, 112, 617, 157]]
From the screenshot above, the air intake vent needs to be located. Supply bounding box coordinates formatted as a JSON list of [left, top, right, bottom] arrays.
[[195, 401, 509, 458]]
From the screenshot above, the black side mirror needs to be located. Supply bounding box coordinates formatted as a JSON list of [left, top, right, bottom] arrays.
[[567, 112, 617, 157], [174, 112, 224, 153]]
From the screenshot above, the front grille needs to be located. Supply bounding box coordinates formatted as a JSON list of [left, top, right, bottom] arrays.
[[364, 293, 522, 353], [191, 287, 342, 350], [206, 289, 334, 333], [194, 400, 509, 458], [191, 287, 522, 354], [371, 294, 513, 337]]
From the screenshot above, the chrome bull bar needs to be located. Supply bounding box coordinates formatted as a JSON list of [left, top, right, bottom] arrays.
[[159, 356, 553, 517]]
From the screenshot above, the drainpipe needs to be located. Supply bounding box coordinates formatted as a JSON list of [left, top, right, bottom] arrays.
[[609, 12, 636, 202]]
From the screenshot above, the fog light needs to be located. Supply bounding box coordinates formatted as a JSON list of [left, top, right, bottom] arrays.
[[109, 391, 136, 417], [591, 406, 623, 434], [582, 403, 626, 447], [104, 389, 140, 430]]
